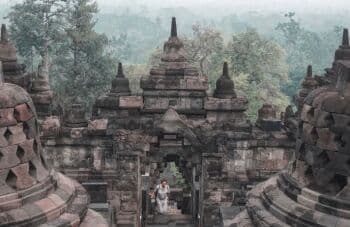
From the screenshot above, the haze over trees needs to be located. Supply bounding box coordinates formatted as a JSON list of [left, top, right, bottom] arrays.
[[3, 0, 348, 119]]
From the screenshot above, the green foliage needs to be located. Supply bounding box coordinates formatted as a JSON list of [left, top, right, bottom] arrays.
[[150, 25, 291, 120], [7, 0, 66, 69], [8, 0, 118, 106], [169, 162, 186, 187], [228, 29, 288, 82], [276, 12, 342, 98], [227, 29, 290, 119], [52, 0, 116, 105], [183, 24, 225, 78]]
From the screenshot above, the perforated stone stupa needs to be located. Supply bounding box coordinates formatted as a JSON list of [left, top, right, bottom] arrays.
[[230, 28, 350, 227], [0, 67, 107, 226]]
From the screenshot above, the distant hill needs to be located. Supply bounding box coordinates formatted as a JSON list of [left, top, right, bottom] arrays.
[[95, 13, 168, 63]]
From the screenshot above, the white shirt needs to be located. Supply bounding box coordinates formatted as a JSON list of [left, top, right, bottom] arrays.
[[156, 184, 170, 200]]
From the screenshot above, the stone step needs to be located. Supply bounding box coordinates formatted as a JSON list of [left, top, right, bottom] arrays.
[[278, 172, 350, 219], [298, 188, 350, 219], [246, 192, 289, 227], [262, 183, 350, 227], [147, 224, 194, 227], [147, 214, 193, 226]]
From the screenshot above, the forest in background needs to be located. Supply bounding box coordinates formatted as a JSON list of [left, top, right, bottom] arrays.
[[1, 0, 348, 120]]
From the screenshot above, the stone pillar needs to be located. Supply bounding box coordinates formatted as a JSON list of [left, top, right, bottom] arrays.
[[201, 153, 224, 227], [114, 153, 141, 227]]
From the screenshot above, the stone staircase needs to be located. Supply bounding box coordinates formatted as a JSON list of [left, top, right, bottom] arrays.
[[146, 202, 194, 227], [146, 214, 194, 227]]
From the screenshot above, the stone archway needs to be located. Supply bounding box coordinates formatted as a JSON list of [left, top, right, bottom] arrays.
[[141, 139, 202, 227]]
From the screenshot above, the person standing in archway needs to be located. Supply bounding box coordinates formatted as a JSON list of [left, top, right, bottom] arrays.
[[155, 179, 170, 214]]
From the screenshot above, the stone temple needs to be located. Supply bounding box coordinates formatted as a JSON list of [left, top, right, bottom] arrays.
[[0, 17, 349, 227]]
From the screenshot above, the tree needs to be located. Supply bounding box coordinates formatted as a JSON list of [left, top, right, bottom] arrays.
[[183, 24, 225, 82], [227, 29, 290, 119], [276, 12, 343, 98], [7, 0, 66, 72], [53, 0, 116, 105], [227, 28, 288, 83]]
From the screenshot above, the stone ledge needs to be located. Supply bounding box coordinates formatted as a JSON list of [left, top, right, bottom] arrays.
[[204, 97, 248, 111], [119, 96, 143, 109]]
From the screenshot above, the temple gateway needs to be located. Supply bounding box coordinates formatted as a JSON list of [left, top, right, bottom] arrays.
[[0, 18, 349, 227]]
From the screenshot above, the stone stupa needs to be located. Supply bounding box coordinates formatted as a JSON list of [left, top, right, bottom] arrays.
[[0, 64, 107, 227]]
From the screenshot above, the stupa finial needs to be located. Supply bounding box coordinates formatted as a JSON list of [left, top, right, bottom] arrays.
[[223, 62, 229, 78], [0, 62, 3, 86], [342, 28, 349, 46], [171, 17, 177, 37], [1, 24, 8, 42], [117, 62, 124, 78], [307, 65, 312, 78]]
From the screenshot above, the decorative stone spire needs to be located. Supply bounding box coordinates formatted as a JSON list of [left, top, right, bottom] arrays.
[[213, 62, 236, 99], [110, 62, 131, 95], [30, 57, 54, 117], [296, 65, 318, 113], [31, 58, 50, 92], [171, 17, 177, 37], [0, 24, 16, 62], [334, 28, 350, 62], [306, 65, 312, 77], [342, 28, 349, 47], [117, 62, 124, 77], [1, 24, 8, 42], [0, 24, 30, 89], [161, 17, 186, 63]]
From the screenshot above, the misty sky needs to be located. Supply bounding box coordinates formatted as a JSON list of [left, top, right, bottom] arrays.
[[95, 0, 350, 14], [2, 0, 349, 15]]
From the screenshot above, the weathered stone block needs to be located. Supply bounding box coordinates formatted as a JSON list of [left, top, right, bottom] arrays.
[[302, 123, 318, 145], [119, 96, 143, 109], [10, 163, 37, 190], [204, 97, 248, 111], [14, 103, 33, 122], [0, 108, 17, 127], [316, 128, 339, 151], [7, 124, 26, 146], [0, 145, 20, 169], [40, 116, 60, 137]]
